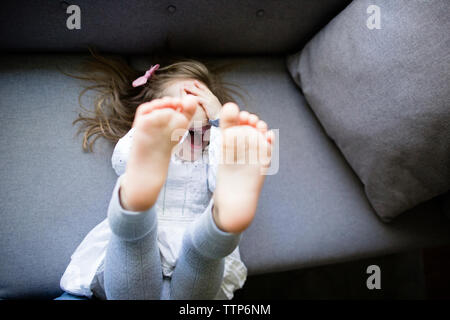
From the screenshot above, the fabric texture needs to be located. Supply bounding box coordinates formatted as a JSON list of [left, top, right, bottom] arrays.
[[170, 191, 242, 299], [286, 0, 450, 221], [0, 0, 351, 55], [0, 54, 119, 299], [60, 126, 247, 300], [104, 177, 162, 300]]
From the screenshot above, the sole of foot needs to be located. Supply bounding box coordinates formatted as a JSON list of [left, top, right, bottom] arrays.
[[213, 103, 274, 233], [119, 95, 199, 212]]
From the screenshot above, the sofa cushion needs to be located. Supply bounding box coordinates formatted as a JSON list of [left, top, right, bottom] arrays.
[[1, 54, 449, 299], [286, 0, 450, 221], [0, 0, 351, 55], [0, 54, 118, 299]]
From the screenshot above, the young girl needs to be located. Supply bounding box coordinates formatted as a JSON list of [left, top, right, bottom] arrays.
[[60, 54, 274, 300]]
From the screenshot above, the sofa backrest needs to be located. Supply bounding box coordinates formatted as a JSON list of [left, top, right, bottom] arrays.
[[1, 0, 351, 55]]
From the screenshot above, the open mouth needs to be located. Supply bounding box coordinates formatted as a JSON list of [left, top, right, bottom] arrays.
[[188, 125, 210, 150]]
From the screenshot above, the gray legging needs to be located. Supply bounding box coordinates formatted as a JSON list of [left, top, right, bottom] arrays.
[[103, 176, 241, 300]]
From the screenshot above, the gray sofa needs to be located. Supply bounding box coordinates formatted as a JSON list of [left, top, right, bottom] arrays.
[[1, 0, 449, 299]]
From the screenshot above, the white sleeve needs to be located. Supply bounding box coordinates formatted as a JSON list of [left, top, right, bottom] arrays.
[[207, 125, 222, 193], [111, 127, 136, 176]]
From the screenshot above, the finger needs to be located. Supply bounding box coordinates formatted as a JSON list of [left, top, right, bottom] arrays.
[[196, 97, 206, 109], [194, 80, 208, 90], [196, 98, 211, 117], [184, 83, 203, 96]]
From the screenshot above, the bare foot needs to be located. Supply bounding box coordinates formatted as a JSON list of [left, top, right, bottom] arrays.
[[213, 103, 274, 233], [119, 96, 198, 212]]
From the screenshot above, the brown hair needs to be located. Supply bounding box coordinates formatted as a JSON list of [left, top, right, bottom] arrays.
[[69, 50, 248, 152]]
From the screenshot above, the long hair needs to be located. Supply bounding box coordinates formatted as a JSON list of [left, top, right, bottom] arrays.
[[68, 50, 248, 152]]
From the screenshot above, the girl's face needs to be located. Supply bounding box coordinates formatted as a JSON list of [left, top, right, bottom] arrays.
[[160, 78, 208, 129]]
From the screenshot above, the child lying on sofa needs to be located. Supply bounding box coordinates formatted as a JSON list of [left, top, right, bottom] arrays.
[[59, 54, 274, 300]]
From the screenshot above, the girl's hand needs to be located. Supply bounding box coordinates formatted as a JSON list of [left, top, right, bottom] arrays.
[[183, 80, 222, 120]]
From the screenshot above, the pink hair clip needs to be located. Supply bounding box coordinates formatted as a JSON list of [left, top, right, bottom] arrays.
[[132, 64, 160, 87]]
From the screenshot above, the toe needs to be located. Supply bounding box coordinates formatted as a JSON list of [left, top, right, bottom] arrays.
[[239, 111, 250, 124], [256, 120, 268, 133], [248, 114, 259, 127], [220, 103, 240, 129]]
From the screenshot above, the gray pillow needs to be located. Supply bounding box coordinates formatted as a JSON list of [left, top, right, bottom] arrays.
[[286, 0, 450, 221]]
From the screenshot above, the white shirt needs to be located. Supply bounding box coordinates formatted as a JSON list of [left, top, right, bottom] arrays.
[[60, 125, 247, 300]]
